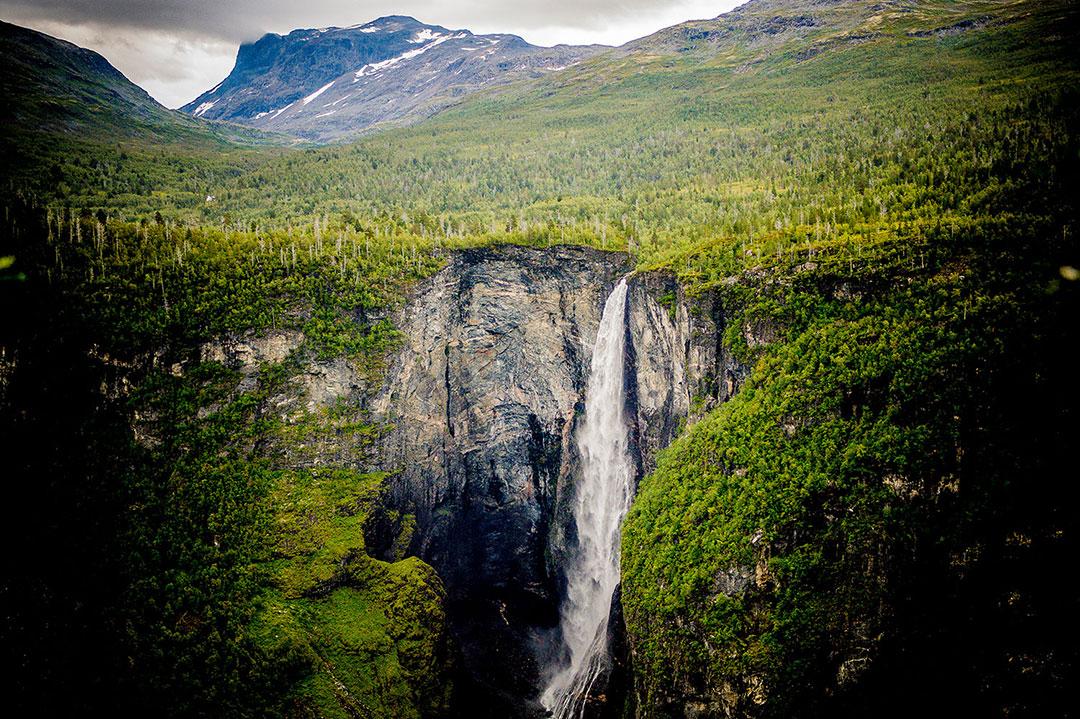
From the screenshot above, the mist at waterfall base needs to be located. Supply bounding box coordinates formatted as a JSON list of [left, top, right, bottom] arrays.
[[541, 279, 634, 718]]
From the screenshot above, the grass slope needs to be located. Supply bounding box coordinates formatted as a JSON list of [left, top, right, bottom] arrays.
[[1, 0, 1077, 716]]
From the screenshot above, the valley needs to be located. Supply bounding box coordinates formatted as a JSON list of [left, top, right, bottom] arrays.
[[1, 1, 1077, 717]]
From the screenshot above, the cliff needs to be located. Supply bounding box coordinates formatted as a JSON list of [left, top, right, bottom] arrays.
[[358, 245, 758, 715], [368, 245, 627, 714]]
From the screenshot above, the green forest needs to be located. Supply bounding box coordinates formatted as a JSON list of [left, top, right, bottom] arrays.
[[1, 0, 1077, 717]]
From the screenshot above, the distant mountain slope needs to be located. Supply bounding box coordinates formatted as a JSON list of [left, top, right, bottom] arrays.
[[0, 19, 181, 136], [0, 20, 292, 147], [619, 0, 1028, 63], [180, 15, 606, 142]]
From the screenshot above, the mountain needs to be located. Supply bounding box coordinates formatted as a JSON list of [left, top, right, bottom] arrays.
[[0, 19, 294, 150], [179, 16, 607, 142], [619, 0, 1012, 59], [0, 19, 301, 211], [0, 19, 180, 138], [2, 1, 1078, 718]]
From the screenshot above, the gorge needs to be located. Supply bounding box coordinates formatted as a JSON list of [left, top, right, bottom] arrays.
[[138, 244, 745, 716], [360, 247, 743, 716], [230, 236, 1073, 718]]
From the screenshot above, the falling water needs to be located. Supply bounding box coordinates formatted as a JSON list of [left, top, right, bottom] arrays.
[[541, 278, 634, 719]]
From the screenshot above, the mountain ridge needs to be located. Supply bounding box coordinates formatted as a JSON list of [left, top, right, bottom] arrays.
[[176, 0, 1047, 144], [0, 19, 175, 136], [0, 19, 298, 148], [180, 15, 608, 142]]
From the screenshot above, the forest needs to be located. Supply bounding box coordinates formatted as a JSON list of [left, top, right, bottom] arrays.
[[1, 0, 1077, 717]]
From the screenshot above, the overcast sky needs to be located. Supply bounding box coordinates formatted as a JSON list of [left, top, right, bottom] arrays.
[[0, 1, 748, 109]]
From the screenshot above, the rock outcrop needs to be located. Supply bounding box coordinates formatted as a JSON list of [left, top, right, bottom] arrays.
[[626, 273, 749, 477]]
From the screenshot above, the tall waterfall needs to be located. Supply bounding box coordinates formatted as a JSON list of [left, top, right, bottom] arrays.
[[542, 278, 634, 719]]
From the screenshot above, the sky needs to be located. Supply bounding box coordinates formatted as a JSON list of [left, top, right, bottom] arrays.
[[0, 0, 748, 109]]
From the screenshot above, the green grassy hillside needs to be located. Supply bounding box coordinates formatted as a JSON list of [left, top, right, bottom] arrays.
[[621, 110, 1078, 714], [1, 0, 1077, 716], [13, 1, 1075, 273], [0, 203, 453, 717]]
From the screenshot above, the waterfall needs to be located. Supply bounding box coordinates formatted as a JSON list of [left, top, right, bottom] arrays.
[[542, 278, 634, 719]]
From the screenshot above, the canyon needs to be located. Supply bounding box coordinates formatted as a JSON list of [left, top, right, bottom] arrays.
[[367, 246, 754, 715], [3, 2, 1074, 716], [203, 245, 752, 715]]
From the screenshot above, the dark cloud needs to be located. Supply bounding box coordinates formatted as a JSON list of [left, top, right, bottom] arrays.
[[2, 0, 264, 41]]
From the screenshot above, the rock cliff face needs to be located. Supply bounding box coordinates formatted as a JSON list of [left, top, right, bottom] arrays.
[[625, 273, 749, 478], [367, 245, 624, 714], [365, 246, 750, 716], [190, 246, 754, 716], [103, 244, 757, 716]]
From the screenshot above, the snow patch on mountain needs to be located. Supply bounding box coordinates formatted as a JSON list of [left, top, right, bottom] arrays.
[[353, 33, 465, 81], [410, 29, 442, 43], [178, 15, 606, 141], [302, 81, 335, 105]]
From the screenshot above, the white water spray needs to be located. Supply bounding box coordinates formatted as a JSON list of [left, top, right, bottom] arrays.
[[542, 278, 634, 719]]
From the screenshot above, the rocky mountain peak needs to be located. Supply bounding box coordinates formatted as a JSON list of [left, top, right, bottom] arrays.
[[180, 16, 604, 143]]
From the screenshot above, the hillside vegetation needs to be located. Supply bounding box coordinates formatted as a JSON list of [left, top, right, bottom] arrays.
[[1, 0, 1077, 716]]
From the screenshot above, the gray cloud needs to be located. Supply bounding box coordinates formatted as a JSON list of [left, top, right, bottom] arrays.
[[2, 0, 734, 42], [2, 0, 260, 41], [1, 1, 742, 107]]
